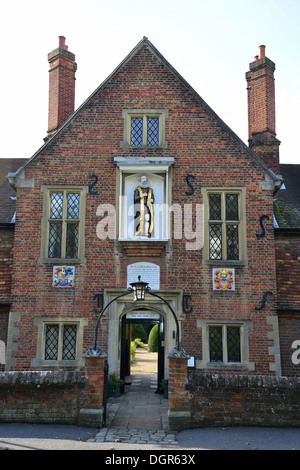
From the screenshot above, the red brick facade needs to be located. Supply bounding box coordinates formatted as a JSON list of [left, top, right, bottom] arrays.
[[275, 232, 300, 376], [275, 233, 300, 312], [0, 226, 14, 304], [0, 37, 299, 428], [5, 39, 282, 377]]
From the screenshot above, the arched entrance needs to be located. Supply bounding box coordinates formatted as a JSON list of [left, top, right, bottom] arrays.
[[120, 308, 165, 392], [102, 288, 183, 387]]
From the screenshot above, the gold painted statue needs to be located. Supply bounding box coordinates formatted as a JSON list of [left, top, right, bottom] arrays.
[[134, 175, 154, 237]]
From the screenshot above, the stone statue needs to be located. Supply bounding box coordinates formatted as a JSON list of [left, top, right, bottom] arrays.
[[134, 175, 154, 237]]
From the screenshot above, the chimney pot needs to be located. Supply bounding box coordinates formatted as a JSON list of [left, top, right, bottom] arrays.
[[259, 45, 266, 59], [59, 36, 66, 49]]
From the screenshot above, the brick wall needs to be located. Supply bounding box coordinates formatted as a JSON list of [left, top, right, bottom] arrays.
[[0, 226, 14, 372], [275, 233, 300, 311], [275, 232, 300, 376], [0, 355, 107, 427], [0, 307, 9, 371], [278, 313, 300, 377], [0, 226, 14, 303], [189, 371, 300, 427], [0, 307, 9, 343], [168, 354, 191, 430], [0, 371, 85, 424]]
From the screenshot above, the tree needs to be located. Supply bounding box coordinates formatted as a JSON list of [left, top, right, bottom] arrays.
[[131, 323, 147, 343], [148, 324, 159, 352]]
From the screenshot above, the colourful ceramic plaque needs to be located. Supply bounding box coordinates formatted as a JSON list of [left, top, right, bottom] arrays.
[[213, 268, 235, 290], [53, 266, 75, 287]]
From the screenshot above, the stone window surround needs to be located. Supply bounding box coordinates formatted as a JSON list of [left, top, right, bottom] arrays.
[[196, 318, 255, 371], [31, 317, 87, 368], [39, 185, 88, 264], [201, 187, 248, 266], [120, 109, 169, 148]]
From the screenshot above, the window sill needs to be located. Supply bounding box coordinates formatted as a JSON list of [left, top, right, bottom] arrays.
[[202, 259, 247, 267], [207, 361, 245, 369], [195, 360, 250, 371], [30, 359, 85, 368], [38, 257, 86, 265], [120, 142, 168, 149]]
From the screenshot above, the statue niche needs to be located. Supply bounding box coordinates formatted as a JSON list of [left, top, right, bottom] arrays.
[[134, 175, 155, 238]]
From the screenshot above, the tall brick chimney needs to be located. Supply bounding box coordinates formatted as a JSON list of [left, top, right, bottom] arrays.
[[246, 45, 280, 174], [46, 36, 77, 139]]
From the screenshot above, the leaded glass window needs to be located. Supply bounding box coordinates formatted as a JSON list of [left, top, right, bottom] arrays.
[[50, 193, 63, 219], [67, 193, 80, 219], [62, 325, 77, 360], [130, 117, 143, 146], [226, 225, 239, 260], [209, 224, 222, 260], [130, 115, 160, 146], [48, 190, 80, 259], [209, 326, 223, 362], [209, 325, 241, 363], [226, 194, 239, 221], [208, 191, 240, 261], [227, 326, 241, 362], [45, 324, 59, 360], [66, 223, 79, 259], [44, 323, 77, 361], [209, 194, 221, 220], [48, 222, 62, 258], [147, 117, 159, 146]]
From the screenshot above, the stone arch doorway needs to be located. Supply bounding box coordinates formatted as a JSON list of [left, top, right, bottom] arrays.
[[103, 288, 183, 388], [120, 307, 165, 392]]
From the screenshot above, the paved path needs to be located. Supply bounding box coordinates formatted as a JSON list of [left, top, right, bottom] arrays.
[[90, 346, 178, 445]]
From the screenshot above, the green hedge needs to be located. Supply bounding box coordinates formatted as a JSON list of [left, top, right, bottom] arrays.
[[131, 324, 147, 342], [148, 324, 158, 352], [131, 341, 137, 363]]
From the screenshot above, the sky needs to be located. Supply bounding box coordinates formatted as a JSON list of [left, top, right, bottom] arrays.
[[0, 0, 299, 164]]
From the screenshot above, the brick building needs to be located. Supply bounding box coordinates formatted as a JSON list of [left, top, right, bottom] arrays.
[[0, 158, 27, 370], [0, 37, 299, 418]]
